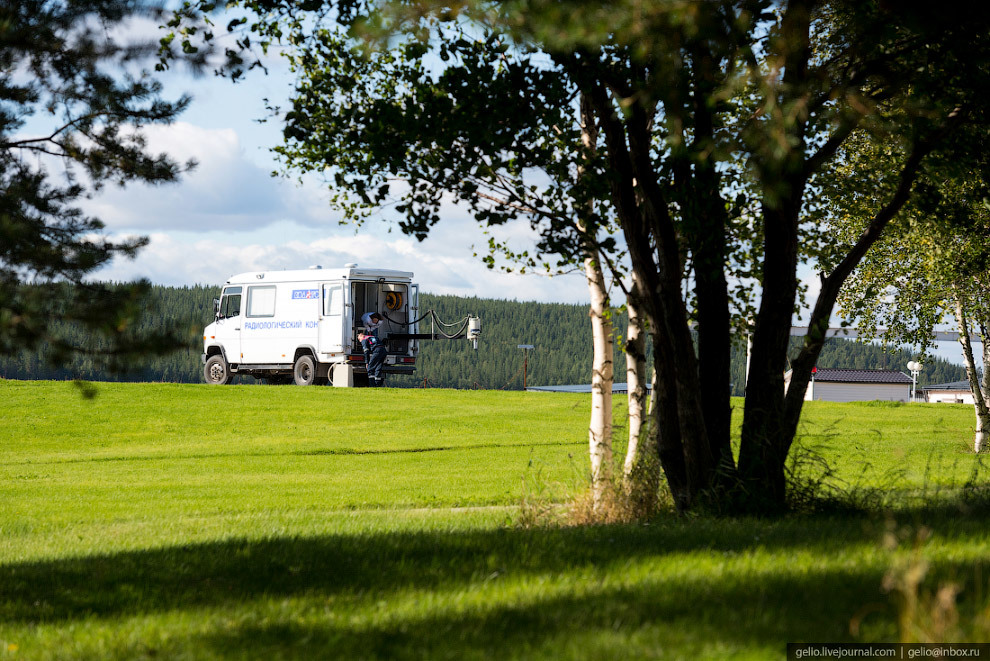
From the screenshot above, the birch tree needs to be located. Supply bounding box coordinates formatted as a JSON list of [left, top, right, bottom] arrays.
[[279, 24, 633, 504], [831, 137, 990, 453], [622, 272, 656, 510], [953, 290, 990, 453], [577, 94, 615, 508]]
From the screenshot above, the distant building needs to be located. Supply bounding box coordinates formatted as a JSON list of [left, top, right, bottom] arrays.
[[785, 368, 912, 403], [922, 380, 975, 404]]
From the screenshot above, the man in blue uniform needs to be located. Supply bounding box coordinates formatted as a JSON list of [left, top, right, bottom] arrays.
[[358, 331, 387, 387]]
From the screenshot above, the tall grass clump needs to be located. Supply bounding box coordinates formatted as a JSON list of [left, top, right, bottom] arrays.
[[516, 466, 566, 528], [783, 420, 902, 514], [874, 521, 990, 643], [881, 528, 964, 643], [517, 454, 674, 527], [565, 483, 656, 526]]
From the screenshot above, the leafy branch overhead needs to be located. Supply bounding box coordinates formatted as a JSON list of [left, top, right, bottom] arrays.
[[828, 128, 990, 451], [0, 0, 196, 366]]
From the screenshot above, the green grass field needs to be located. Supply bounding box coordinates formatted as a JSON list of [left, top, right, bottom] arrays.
[[2, 380, 990, 659]]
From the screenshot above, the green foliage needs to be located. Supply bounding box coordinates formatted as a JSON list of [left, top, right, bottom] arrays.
[[276, 24, 600, 268], [0, 0, 193, 368], [825, 127, 990, 345]]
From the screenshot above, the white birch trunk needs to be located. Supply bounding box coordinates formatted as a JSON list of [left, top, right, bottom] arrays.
[[622, 279, 660, 513], [585, 253, 614, 507], [579, 93, 613, 510], [953, 294, 990, 453], [623, 272, 648, 480], [978, 317, 990, 453]]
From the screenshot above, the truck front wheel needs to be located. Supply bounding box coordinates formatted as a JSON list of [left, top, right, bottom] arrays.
[[204, 355, 233, 385], [293, 355, 317, 386]]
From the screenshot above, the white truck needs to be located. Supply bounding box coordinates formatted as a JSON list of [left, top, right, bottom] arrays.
[[202, 265, 428, 386]]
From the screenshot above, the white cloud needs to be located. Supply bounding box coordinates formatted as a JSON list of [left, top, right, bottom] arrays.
[[37, 9, 599, 308], [83, 120, 593, 303], [793, 263, 823, 325], [83, 122, 334, 233], [97, 223, 590, 304]]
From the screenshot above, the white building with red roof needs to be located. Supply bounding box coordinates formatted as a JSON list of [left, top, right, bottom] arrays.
[[784, 368, 913, 403]]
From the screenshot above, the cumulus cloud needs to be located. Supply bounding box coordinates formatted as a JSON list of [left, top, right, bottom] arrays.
[[82, 121, 506, 238], [97, 225, 590, 303], [83, 122, 335, 232], [83, 120, 595, 303]]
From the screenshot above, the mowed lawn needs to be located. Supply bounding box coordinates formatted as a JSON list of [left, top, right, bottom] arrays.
[[1, 382, 589, 531], [2, 380, 990, 660]]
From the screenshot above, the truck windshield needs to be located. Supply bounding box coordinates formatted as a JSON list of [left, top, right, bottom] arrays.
[[219, 287, 242, 318]]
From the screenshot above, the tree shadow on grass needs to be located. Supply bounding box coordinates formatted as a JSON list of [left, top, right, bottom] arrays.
[[198, 571, 892, 661], [3, 511, 990, 658]]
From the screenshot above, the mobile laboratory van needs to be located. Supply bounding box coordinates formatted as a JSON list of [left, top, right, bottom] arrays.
[[203, 265, 423, 386]]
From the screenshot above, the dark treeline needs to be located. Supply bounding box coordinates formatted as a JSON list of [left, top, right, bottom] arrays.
[[394, 293, 645, 390], [0, 285, 967, 391], [0, 285, 216, 383]]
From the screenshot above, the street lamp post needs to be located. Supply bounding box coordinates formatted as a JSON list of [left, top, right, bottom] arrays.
[[907, 360, 923, 402], [518, 344, 534, 390]]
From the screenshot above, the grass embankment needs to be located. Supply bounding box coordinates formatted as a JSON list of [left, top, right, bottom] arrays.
[[1, 380, 989, 659]]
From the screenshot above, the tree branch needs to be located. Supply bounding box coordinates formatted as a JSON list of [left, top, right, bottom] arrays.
[[782, 113, 963, 443]]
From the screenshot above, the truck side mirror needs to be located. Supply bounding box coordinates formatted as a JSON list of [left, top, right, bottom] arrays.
[[214, 298, 221, 319]]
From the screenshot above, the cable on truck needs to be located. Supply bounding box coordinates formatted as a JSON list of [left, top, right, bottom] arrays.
[[381, 309, 473, 339]]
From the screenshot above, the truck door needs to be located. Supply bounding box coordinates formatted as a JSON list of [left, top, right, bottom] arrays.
[[240, 284, 279, 363], [214, 285, 243, 363], [319, 282, 347, 353]]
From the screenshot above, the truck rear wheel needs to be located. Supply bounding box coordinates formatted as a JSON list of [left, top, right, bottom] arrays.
[[204, 355, 233, 385], [293, 355, 317, 386]]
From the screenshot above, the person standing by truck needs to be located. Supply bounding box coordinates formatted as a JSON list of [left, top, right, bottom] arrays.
[[360, 312, 387, 386], [358, 331, 387, 387]]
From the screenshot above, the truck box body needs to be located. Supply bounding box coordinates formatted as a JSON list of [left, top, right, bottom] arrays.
[[202, 266, 419, 385]]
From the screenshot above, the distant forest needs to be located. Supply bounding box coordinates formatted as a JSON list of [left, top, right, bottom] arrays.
[[0, 285, 968, 394]]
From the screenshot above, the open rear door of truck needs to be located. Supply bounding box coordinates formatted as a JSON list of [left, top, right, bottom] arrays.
[[319, 281, 347, 353]]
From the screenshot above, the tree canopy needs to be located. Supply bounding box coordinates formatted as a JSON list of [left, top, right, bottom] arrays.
[[827, 127, 990, 449], [1, 0, 193, 368]]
